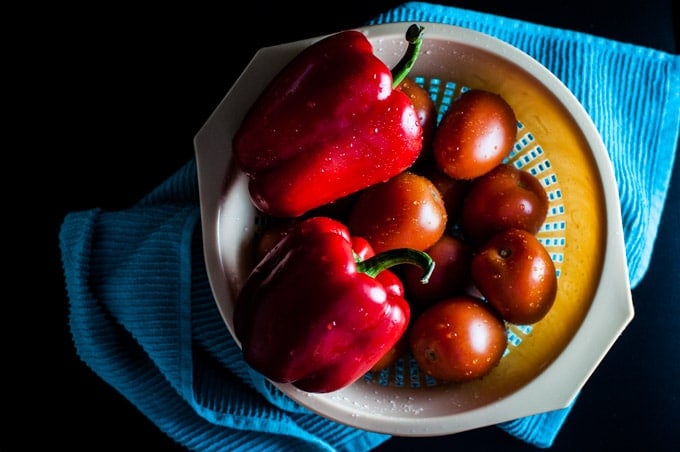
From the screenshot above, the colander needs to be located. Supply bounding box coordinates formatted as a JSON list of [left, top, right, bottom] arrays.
[[194, 22, 633, 436]]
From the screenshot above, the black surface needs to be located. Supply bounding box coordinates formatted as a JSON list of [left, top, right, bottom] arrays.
[[50, 1, 678, 450]]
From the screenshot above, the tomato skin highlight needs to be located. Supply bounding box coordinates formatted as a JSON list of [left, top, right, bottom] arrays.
[[471, 228, 557, 325], [409, 295, 507, 382], [398, 77, 438, 156], [433, 89, 517, 180]]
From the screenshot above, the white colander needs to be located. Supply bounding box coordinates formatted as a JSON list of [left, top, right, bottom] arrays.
[[194, 22, 633, 436]]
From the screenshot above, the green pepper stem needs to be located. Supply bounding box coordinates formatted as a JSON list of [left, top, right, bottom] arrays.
[[391, 24, 425, 89], [357, 248, 435, 284]]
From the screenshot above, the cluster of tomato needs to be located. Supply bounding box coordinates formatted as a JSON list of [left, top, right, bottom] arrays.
[[255, 79, 557, 384]]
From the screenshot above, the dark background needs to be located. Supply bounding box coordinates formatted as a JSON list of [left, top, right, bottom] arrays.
[[49, 1, 678, 450]]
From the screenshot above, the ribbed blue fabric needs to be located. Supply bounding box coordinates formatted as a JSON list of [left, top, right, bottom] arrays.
[[60, 3, 679, 451], [61, 160, 388, 452]]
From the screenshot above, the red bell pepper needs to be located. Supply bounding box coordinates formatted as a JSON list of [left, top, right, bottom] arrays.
[[233, 24, 425, 217], [233, 216, 434, 393], [351, 236, 405, 297]]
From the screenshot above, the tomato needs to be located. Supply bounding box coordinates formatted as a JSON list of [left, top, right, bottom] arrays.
[[471, 228, 557, 325], [416, 164, 469, 221], [371, 334, 409, 371], [402, 234, 472, 306], [409, 295, 507, 382], [347, 171, 447, 253], [432, 89, 517, 180], [368, 269, 410, 370], [461, 163, 549, 246], [255, 220, 294, 261], [351, 235, 406, 296], [398, 77, 438, 157]]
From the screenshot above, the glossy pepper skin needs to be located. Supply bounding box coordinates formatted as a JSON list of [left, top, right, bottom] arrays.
[[233, 25, 425, 217], [233, 216, 433, 393], [351, 236, 405, 297]]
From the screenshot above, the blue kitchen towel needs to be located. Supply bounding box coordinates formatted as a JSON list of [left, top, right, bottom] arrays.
[[61, 160, 387, 452], [60, 2, 680, 451]]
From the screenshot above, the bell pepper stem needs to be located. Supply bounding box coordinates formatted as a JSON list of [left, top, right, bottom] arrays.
[[357, 248, 435, 284], [391, 24, 425, 89]]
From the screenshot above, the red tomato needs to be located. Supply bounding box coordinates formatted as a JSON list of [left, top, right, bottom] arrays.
[[416, 165, 470, 221], [471, 228, 557, 325], [402, 234, 473, 306], [398, 77, 438, 158], [432, 89, 517, 180], [461, 163, 549, 246], [255, 220, 295, 261], [409, 295, 507, 382], [347, 171, 447, 253], [371, 334, 409, 371]]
